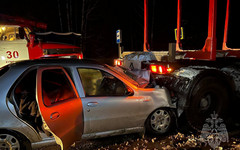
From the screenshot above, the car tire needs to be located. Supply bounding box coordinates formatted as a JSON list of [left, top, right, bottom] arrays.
[[185, 77, 229, 131], [0, 130, 32, 150], [145, 108, 174, 135]]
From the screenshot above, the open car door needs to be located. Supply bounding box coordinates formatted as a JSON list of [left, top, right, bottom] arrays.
[[36, 66, 83, 150]]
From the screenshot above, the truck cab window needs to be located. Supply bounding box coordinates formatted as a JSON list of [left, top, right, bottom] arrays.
[[0, 26, 28, 41], [78, 68, 128, 97], [23, 27, 31, 40]]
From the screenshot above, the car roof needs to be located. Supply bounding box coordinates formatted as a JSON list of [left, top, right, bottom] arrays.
[[8, 59, 104, 68]]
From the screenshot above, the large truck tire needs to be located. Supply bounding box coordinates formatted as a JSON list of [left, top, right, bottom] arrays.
[[185, 76, 229, 131]]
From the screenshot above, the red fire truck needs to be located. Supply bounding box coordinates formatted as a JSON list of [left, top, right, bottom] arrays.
[[0, 14, 83, 68], [115, 0, 240, 130]]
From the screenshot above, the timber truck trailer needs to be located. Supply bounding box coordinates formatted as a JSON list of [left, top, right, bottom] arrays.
[[0, 14, 83, 68], [115, 0, 240, 130]]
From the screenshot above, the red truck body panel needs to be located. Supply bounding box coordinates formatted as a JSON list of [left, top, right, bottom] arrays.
[[143, 0, 240, 61]]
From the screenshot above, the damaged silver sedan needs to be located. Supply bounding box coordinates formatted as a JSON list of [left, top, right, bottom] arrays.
[[0, 59, 175, 149]]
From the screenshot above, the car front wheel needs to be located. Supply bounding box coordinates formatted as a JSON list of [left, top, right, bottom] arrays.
[[146, 108, 174, 135]]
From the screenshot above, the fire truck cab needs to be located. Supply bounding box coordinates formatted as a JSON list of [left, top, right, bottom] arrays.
[[0, 14, 83, 68], [0, 25, 31, 66]]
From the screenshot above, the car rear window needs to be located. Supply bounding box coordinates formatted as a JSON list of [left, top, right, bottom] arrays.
[[0, 65, 10, 77]]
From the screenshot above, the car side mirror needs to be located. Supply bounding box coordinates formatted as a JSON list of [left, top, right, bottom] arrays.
[[18, 27, 25, 39], [29, 33, 35, 48], [126, 86, 134, 96]]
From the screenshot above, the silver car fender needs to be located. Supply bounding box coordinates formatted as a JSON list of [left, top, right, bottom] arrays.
[[135, 86, 176, 125]]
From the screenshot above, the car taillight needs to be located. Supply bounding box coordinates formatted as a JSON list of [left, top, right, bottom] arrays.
[[150, 64, 173, 74], [114, 59, 122, 66]]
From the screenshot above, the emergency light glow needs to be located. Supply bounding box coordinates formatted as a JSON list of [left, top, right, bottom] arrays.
[[1, 27, 6, 31]]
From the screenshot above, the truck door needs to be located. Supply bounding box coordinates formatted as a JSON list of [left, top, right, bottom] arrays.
[[0, 25, 29, 68], [36, 67, 83, 150]]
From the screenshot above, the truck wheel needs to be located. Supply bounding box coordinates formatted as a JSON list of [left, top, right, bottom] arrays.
[[0, 130, 32, 150], [185, 77, 229, 131], [146, 108, 174, 135]]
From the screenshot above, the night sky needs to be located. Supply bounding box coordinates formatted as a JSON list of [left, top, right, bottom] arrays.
[[0, 0, 239, 60], [0, 0, 81, 32]]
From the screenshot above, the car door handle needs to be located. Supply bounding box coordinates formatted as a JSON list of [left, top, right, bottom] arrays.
[[87, 102, 98, 107], [50, 112, 60, 120]]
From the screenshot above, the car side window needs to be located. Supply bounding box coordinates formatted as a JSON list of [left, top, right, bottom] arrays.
[[78, 68, 128, 97], [42, 69, 76, 106]]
